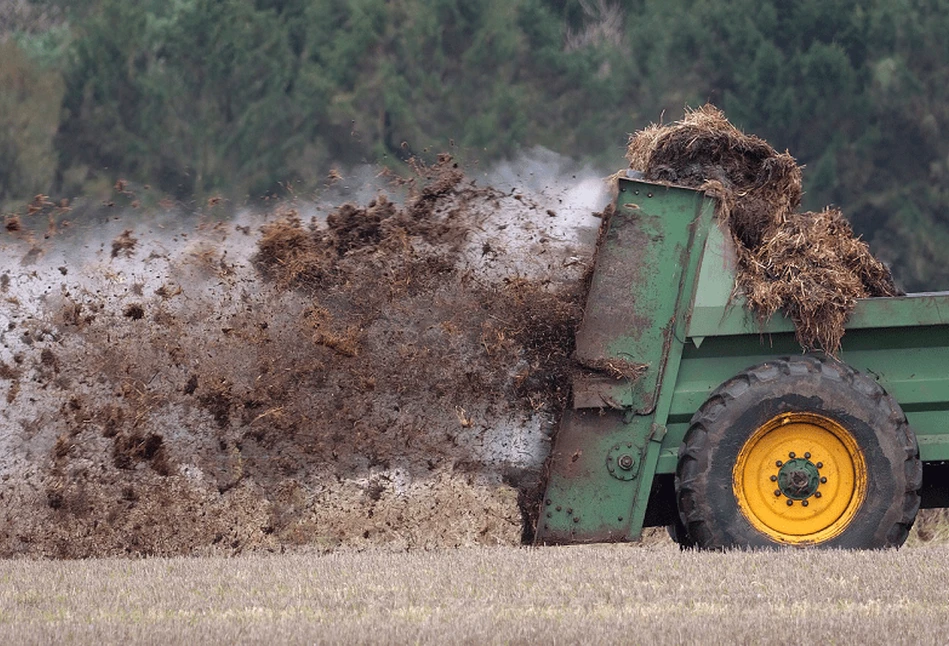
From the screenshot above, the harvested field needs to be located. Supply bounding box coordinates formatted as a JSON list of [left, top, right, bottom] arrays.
[[0, 152, 605, 556], [627, 105, 900, 353], [3, 544, 949, 644]]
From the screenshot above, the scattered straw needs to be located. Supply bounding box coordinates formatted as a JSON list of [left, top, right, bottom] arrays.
[[627, 105, 899, 353]]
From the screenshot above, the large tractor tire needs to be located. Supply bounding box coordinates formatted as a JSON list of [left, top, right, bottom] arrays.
[[675, 355, 921, 549]]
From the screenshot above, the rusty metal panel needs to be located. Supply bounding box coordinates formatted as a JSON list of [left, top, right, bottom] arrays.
[[537, 179, 716, 544], [574, 181, 711, 414]]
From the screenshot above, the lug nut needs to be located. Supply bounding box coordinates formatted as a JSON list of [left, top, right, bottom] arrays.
[[804, 452, 811, 459], [816, 462, 823, 468], [815, 492, 822, 498], [787, 500, 793, 506], [770, 475, 778, 482], [774, 490, 782, 497], [776, 460, 783, 467], [802, 500, 809, 507], [789, 452, 796, 458], [820, 477, 827, 484]]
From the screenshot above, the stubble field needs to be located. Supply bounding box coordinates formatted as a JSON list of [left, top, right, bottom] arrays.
[[3, 541, 949, 645]]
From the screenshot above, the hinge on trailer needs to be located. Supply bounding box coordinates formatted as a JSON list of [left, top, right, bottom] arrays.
[[649, 423, 667, 443]]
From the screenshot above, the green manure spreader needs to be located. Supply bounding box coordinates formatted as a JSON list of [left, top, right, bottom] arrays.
[[536, 177, 949, 549]]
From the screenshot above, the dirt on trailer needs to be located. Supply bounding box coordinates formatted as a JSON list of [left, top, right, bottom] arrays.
[[627, 105, 899, 353], [0, 155, 603, 557]]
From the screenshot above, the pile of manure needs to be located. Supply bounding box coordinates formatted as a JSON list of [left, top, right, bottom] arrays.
[[627, 105, 899, 353]]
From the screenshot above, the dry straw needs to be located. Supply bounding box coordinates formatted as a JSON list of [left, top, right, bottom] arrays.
[[627, 105, 899, 353]]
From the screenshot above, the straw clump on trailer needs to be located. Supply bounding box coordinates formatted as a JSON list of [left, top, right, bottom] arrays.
[[626, 105, 899, 354]]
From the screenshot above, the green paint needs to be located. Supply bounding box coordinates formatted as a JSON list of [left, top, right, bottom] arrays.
[[536, 179, 714, 543], [536, 177, 949, 545]]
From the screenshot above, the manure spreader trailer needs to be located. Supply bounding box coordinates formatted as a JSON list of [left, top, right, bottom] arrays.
[[536, 177, 949, 549]]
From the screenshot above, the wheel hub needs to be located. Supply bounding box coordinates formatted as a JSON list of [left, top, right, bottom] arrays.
[[777, 457, 821, 500], [732, 412, 867, 545]]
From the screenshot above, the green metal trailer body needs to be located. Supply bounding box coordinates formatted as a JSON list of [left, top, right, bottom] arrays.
[[536, 177, 949, 548]]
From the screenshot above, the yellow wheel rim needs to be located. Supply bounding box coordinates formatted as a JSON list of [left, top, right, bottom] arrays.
[[733, 412, 867, 545]]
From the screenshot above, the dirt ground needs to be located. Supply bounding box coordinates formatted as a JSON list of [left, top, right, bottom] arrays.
[[0, 155, 605, 557]]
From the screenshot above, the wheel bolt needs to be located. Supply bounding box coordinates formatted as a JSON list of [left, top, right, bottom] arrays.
[[816, 462, 823, 468], [804, 452, 811, 459], [786, 500, 793, 506], [789, 452, 796, 458], [815, 492, 822, 498], [776, 460, 783, 467], [774, 489, 782, 497], [770, 475, 777, 482], [802, 500, 809, 507], [820, 477, 827, 484]]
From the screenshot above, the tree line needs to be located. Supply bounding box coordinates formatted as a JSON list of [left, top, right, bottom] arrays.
[[2, 0, 948, 289]]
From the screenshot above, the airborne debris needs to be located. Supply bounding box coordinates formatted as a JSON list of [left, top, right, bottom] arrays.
[[111, 229, 138, 258], [0, 152, 600, 556]]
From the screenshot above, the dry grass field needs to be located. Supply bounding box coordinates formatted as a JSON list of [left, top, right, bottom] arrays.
[[3, 539, 949, 645]]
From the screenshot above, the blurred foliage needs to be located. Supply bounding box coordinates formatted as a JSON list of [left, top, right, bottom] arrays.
[[2, 0, 949, 288], [0, 39, 64, 204]]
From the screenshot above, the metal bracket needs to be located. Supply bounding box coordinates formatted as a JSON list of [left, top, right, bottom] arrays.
[[649, 423, 668, 443]]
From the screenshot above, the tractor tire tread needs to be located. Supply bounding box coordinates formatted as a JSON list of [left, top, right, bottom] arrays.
[[675, 355, 921, 549]]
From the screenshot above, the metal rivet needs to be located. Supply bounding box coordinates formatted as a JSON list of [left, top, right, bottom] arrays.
[[546, 513, 552, 518], [776, 460, 783, 467], [816, 462, 823, 468], [789, 452, 796, 458], [545, 499, 551, 506], [774, 490, 782, 497], [770, 475, 778, 482], [556, 506, 561, 512], [815, 492, 822, 498], [573, 517, 580, 523], [618, 517, 623, 522], [626, 443, 632, 449], [802, 500, 809, 507], [646, 192, 653, 198], [566, 508, 573, 515], [820, 477, 827, 484], [786, 500, 793, 506], [804, 452, 811, 459]]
